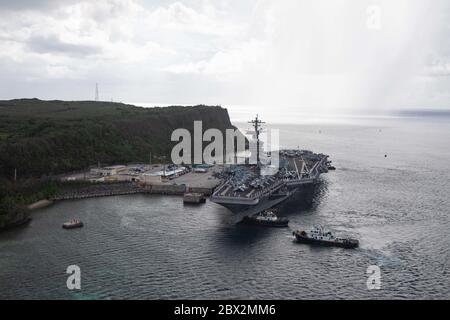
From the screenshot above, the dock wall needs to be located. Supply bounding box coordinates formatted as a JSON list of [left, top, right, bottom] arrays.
[[146, 184, 187, 195], [49, 182, 216, 201], [187, 187, 214, 195]]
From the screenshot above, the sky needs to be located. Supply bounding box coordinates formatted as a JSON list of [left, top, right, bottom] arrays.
[[1, 0, 450, 114]]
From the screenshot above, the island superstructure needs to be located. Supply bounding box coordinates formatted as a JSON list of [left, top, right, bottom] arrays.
[[210, 116, 330, 214]]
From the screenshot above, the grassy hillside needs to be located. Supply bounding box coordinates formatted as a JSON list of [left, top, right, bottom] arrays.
[[0, 99, 235, 179]]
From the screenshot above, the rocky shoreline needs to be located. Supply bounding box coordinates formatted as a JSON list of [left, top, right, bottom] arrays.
[[0, 199, 56, 231], [0, 207, 31, 231]]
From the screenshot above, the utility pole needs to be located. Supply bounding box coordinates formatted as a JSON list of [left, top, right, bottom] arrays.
[[14, 168, 17, 183]]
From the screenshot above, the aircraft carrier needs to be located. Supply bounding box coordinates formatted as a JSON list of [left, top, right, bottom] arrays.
[[210, 116, 331, 217]]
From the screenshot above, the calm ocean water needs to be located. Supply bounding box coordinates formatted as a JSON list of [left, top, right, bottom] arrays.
[[0, 115, 449, 299]]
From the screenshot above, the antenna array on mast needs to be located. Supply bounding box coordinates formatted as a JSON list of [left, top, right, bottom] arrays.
[[248, 114, 265, 166]]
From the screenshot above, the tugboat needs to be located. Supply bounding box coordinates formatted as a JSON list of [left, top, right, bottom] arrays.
[[242, 209, 289, 227], [293, 226, 359, 248], [326, 160, 336, 170], [62, 219, 84, 229]]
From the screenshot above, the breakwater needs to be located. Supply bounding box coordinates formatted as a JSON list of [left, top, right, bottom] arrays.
[[50, 182, 216, 201], [27, 199, 53, 210], [51, 182, 145, 201]]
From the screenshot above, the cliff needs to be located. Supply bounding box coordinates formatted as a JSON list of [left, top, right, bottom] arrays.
[[0, 99, 235, 178]]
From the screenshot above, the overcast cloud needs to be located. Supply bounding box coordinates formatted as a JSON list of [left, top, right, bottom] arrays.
[[1, 0, 450, 113]]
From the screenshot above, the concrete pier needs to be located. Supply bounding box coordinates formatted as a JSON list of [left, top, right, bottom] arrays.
[[183, 193, 206, 204]]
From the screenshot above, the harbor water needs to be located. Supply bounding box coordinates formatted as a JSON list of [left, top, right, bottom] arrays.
[[0, 115, 449, 299]]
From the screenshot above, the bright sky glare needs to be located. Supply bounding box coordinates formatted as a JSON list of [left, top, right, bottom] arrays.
[[1, 0, 450, 114]]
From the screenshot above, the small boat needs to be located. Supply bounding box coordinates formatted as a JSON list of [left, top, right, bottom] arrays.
[[62, 219, 84, 229], [242, 209, 289, 227], [326, 161, 336, 170], [293, 226, 359, 248]]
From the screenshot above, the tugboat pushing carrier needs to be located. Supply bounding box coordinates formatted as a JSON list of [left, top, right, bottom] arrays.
[[242, 209, 289, 227], [293, 226, 359, 249]]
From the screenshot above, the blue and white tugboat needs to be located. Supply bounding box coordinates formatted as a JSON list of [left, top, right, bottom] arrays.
[[293, 226, 359, 248]]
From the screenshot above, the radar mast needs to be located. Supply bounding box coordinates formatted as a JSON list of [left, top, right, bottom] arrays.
[[248, 115, 265, 166]]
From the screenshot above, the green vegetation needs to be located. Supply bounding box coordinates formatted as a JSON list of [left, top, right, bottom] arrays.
[[0, 177, 98, 228], [0, 99, 233, 178], [0, 178, 57, 214], [0, 178, 96, 212], [0, 99, 235, 226]]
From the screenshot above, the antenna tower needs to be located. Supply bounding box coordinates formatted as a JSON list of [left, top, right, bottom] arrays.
[[95, 83, 99, 102], [248, 114, 265, 166]]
